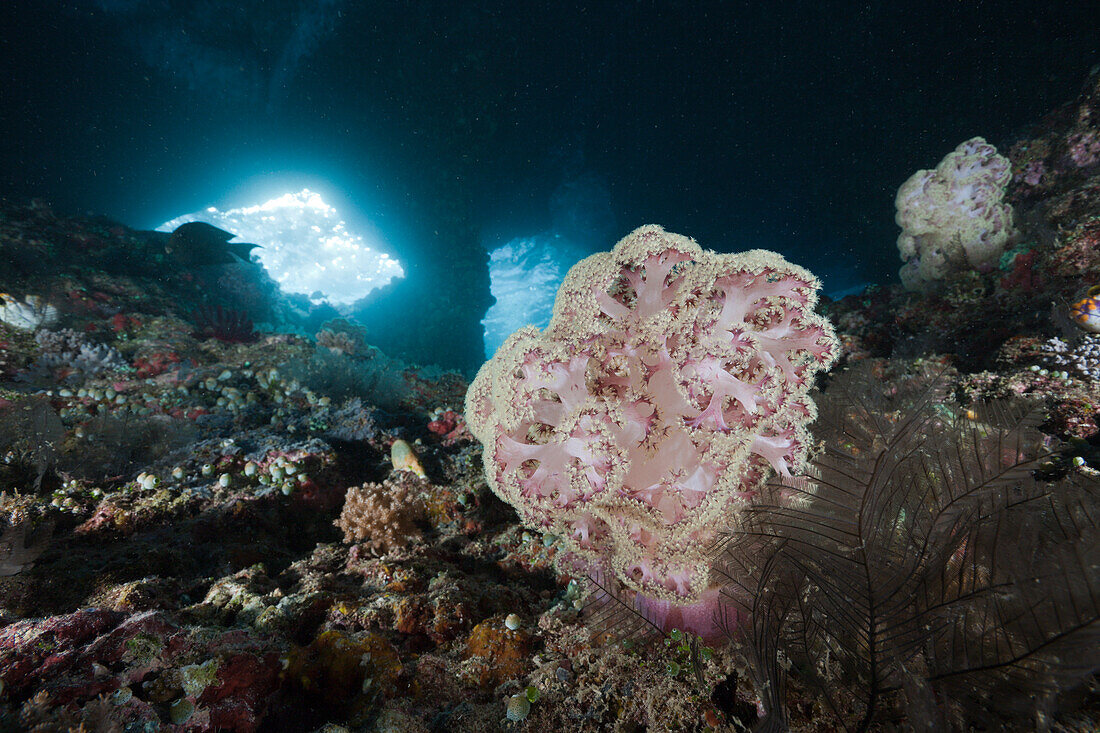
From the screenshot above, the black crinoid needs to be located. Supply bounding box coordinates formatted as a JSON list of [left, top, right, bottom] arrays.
[[714, 364, 1100, 732], [192, 304, 256, 343]]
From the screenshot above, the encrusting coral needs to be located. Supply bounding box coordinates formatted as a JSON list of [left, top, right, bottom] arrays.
[[465, 225, 838, 639]]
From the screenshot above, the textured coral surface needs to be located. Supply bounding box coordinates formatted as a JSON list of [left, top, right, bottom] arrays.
[[897, 137, 1017, 291], [467, 225, 838, 612], [334, 477, 426, 555]]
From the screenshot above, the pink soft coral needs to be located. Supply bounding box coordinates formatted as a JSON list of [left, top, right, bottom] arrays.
[[465, 226, 838, 637]]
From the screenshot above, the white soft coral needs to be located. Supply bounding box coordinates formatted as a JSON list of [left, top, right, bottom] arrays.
[[896, 137, 1017, 292]]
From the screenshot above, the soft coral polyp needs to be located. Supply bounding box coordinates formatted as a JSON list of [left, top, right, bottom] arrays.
[[466, 225, 838, 637]]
